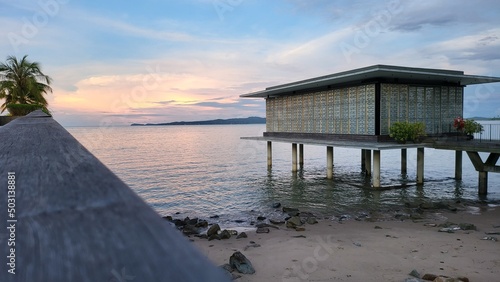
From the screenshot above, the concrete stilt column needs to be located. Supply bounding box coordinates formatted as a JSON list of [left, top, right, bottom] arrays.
[[365, 150, 372, 176], [267, 141, 272, 168], [361, 149, 366, 171], [455, 150, 462, 180], [373, 150, 381, 188], [292, 143, 298, 172], [299, 144, 304, 167], [327, 146, 333, 179], [478, 171, 488, 195], [401, 149, 407, 175], [417, 148, 424, 184]]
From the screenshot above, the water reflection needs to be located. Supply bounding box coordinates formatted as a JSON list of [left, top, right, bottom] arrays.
[[66, 125, 500, 223]]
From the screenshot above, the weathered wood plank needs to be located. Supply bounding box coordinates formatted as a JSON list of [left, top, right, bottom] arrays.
[[0, 111, 230, 282], [466, 151, 485, 171]]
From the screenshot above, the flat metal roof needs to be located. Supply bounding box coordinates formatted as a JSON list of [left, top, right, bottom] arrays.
[[241, 64, 500, 98]]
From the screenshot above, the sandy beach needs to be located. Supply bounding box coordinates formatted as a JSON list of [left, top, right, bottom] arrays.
[[191, 205, 500, 282]]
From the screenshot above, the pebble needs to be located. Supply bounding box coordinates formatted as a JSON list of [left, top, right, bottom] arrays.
[[236, 232, 247, 239], [195, 220, 209, 228], [286, 216, 303, 228], [485, 231, 500, 235], [422, 273, 438, 280], [306, 217, 318, 224], [229, 251, 255, 274], [438, 227, 461, 233], [408, 269, 420, 278], [256, 227, 270, 234], [243, 242, 261, 251], [208, 234, 220, 241], [269, 218, 285, 225], [207, 224, 221, 237], [256, 223, 279, 229], [481, 236, 498, 241], [220, 230, 231, 239]]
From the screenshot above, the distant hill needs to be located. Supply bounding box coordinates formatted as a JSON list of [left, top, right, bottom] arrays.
[[467, 117, 498, 121], [131, 116, 266, 126]]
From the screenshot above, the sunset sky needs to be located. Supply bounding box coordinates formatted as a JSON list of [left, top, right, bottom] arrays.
[[1, 0, 500, 126]]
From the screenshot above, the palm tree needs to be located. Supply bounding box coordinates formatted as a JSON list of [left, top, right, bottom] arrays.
[[0, 55, 52, 115]]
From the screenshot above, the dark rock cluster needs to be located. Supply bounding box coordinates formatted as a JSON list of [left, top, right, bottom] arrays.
[[405, 269, 469, 282]]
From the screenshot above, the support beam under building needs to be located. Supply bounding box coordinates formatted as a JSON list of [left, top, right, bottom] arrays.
[[455, 150, 462, 180], [466, 151, 500, 195], [327, 146, 333, 179], [401, 148, 407, 176], [299, 144, 304, 167], [373, 150, 381, 188], [479, 171, 488, 195], [292, 143, 298, 172], [361, 149, 366, 171], [417, 148, 424, 184], [267, 141, 272, 168], [365, 150, 372, 176]]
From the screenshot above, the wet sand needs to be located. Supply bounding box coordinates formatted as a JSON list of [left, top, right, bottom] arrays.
[[192, 206, 500, 281]]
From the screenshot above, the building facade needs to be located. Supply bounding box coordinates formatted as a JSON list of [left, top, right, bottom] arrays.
[[241, 65, 492, 140], [265, 83, 463, 136]]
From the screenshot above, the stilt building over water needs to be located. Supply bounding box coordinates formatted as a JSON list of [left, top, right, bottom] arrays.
[[240, 65, 500, 193]]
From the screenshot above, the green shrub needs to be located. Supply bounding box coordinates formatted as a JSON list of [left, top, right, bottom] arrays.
[[411, 122, 426, 141], [389, 121, 426, 143], [6, 103, 51, 116], [463, 119, 483, 135]]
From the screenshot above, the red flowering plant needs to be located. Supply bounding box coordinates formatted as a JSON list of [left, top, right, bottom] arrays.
[[453, 116, 465, 132]]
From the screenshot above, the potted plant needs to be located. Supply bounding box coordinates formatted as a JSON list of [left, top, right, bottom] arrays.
[[463, 119, 483, 139], [390, 121, 426, 144], [410, 122, 426, 143], [453, 116, 465, 133]]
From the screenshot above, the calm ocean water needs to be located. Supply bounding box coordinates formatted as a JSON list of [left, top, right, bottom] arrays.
[[67, 124, 500, 225]]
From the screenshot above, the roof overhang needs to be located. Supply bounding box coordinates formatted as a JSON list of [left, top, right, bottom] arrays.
[[241, 65, 500, 98]]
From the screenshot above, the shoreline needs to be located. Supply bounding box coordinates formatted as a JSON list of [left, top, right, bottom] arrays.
[[182, 205, 500, 281]]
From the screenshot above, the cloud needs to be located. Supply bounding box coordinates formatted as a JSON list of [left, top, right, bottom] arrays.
[[3, 0, 500, 125], [387, 0, 500, 32], [420, 28, 500, 65], [70, 12, 195, 42], [154, 100, 177, 105]]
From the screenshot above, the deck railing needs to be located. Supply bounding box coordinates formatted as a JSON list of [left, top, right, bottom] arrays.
[[0, 111, 229, 282], [474, 122, 500, 141]]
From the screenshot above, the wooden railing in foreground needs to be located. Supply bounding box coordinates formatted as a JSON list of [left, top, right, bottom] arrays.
[[0, 111, 230, 282]]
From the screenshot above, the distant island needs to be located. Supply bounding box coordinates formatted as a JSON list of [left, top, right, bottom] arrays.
[[468, 116, 500, 121], [131, 116, 266, 126]]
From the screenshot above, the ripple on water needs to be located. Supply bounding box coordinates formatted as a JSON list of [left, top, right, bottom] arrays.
[[67, 125, 500, 224]]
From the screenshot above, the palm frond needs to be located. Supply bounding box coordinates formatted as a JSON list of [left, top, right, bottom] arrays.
[[0, 55, 53, 115]]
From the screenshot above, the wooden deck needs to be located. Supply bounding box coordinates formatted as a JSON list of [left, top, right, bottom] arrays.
[[243, 136, 500, 153], [241, 136, 425, 150], [0, 111, 230, 282], [242, 134, 500, 193], [432, 140, 500, 154]]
